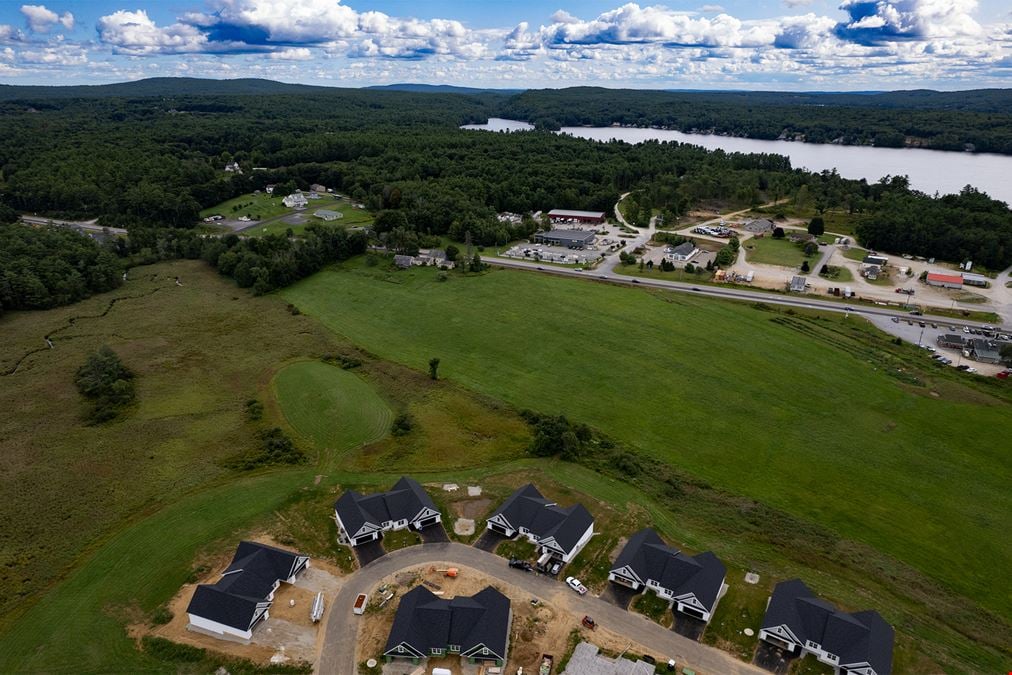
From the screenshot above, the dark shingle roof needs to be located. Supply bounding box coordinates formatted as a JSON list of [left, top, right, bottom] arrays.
[[491, 484, 594, 555], [385, 586, 511, 657], [186, 541, 305, 631], [612, 529, 726, 611], [670, 241, 696, 256], [762, 579, 893, 674], [334, 476, 438, 535]]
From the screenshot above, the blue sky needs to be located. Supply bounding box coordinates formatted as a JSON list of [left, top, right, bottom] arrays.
[[1, 0, 1010, 89]]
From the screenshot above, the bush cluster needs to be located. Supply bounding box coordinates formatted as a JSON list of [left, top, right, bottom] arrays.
[[74, 346, 136, 423]]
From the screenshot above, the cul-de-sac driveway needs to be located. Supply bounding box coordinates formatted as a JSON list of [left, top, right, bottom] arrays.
[[317, 541, 764, 675]]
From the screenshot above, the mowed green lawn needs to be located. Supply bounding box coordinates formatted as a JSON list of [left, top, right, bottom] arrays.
[[273, 361, 392, 455], [283, 261, 1012, 617], [241, 200, 374, 237], [199, 191, 289, 220], [744, 237, 812, 267]]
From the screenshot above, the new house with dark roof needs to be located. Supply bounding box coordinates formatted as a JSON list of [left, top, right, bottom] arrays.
[[759, 579, 894, 675], [608, 528, 727, 622], [485, 484, 594, 563], [186, 541, 309, 641], [384, 586, 512, 666], [334, 476, 442, 547]]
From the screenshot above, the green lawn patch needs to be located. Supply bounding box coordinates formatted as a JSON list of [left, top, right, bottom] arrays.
[[272, 360, 392, 455], [242, 199, 374, 237], [744, 237, 811, 267], [200, 191, 290, 220], [631, 591, 673, 628], [818, 265, 853, 282], [382, 528, 422, 552], [496, 538, 537, 561], [702, 572, 770, 660], [841, 246, 868, 262]]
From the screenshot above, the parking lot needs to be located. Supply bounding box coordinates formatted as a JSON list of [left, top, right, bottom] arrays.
[[868, 315, 1010, 375]]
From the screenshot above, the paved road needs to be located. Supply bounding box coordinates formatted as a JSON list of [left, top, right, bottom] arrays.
[[319, 542, 764, 675], [20, 215, 128, 236], [488, 255, 1008, 331]]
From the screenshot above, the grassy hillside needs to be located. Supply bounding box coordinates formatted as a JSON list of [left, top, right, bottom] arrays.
[[283, 261, 1012, 619], [0, 261, 337, 619]]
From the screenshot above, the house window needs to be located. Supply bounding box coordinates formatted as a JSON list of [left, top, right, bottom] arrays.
[[806, 640, 821, 650], [431, 648, 444, 656], [449, 645, 460, 653], [482, 648, 490, 655], [396, 646, 405, 653]]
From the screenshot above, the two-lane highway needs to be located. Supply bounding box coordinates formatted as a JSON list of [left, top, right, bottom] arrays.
[[487, 255, 1007, 331]]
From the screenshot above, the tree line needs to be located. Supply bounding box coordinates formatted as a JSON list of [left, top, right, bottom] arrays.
[[499, 87, 1012, 154]]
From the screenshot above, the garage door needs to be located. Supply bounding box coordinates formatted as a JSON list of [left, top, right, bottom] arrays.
[[355, 533, 376, 545], [416, 517, 439, 529]]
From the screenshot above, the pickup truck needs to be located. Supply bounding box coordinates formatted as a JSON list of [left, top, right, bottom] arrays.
[[565, 577, 588, 595], [353, 593, 368, 615]]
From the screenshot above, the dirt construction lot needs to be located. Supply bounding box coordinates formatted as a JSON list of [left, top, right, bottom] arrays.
[[357, 563, 651, 674]]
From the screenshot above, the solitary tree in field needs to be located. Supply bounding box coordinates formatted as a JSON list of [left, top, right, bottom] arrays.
[[428, 358, 440, 380], [808, 216, 825, 236], [801, 260, 811, 273]]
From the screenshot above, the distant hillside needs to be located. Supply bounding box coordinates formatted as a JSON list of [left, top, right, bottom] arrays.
[[366, 83, 523, 95], [0, 77, 337, 101]]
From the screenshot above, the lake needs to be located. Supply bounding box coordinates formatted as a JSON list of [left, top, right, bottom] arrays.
[[461, 118, 1012, 204]]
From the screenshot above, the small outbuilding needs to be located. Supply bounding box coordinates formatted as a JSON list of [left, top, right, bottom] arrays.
[[789, 276, 807, 293], [314, 209, 343, 221]]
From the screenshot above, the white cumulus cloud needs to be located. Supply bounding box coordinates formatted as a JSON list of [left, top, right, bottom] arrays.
[[97, 9, 208, 55], [20, 5, 73, 33]]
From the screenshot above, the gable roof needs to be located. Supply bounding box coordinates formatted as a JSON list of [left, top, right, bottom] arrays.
[[612, 529, 726, 610], [763, 579, 893, 674], [490, 484, 594, 555], [385, 585, 511, 657], [186, 541, 305, 631], [670, 241, 696, 256], [335, 476, 438, 535]]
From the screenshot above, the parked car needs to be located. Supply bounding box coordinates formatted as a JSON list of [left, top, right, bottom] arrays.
[[642, 655, 656, 665], [891, 317, 899, 323], [965, 368, 977, 374], [548, 561, 562, 576], [353, 593, 368, 616], [509, 559, 533, 572], [581, 616, 596, 630], [956, 364, 970, 371], [565, 577, 588, 595]]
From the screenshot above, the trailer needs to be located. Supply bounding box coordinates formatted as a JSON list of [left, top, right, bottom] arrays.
[[539, 654, 554, 675], [353, 593, 368, 615], [311, 591, 325, 622]]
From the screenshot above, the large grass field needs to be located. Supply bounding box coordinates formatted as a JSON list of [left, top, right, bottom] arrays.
[[241, 200, 374, 237], [1, 256, 1009, 673], [200, 191, 290, 220], [282, 261, 1012, 622], [272, 361, 392, 456]]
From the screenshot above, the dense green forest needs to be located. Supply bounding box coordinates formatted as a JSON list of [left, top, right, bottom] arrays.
[[0, 222, 121, 313], [0, 81, 1010, 310], [500, 87, 1012, 153]]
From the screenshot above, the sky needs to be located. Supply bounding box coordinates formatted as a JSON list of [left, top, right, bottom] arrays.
[[0, 0, 1010, 90]]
